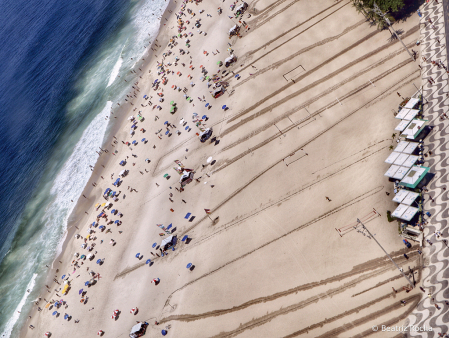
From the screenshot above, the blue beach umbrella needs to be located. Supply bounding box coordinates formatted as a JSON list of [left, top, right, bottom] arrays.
[[146, 259, 151, 264], [186, 263, 192, 269], [135, 253, 141, 258], [78, 289, 83, 295], [132, 140, 137, 145], [96, 259, 101, 264], [52, 311, 57, 316], [152, 243, 157, 248], [222, 105, 227, 109], [111, 209, 116, 214], [64, 314, 69, 320], [92, 222, 96, 226], [202, 115, 207, 119], [162, 330, 168, 336], [141, 138, 146, 142], [61, 275, 66, 279], [114, 220, 119, 224], [164, 121, 168, 125], [84, 281, 90, 286], [205, 103, 209, 107], [99, 226, 105, 230], [235, 74, 239, 78]]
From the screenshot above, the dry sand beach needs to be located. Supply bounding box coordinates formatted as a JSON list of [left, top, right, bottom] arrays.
[[20, 0, 429, 337]]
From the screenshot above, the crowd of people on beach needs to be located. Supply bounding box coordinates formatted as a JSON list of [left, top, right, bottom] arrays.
[[26, 0, 251, 336]]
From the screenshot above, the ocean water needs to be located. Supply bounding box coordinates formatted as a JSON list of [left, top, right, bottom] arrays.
[[0, 0, 168, 336]]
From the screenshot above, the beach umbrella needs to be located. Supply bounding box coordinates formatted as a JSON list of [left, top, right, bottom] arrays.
[[132, 140, 137, 145], [85, 281, 90, 286], [78, 289, 83, 295], [170, 106, 175, 113], [146, 259, 151, 264], [64, 314, 69, 320], [205, 103, 209, 107], [114, 220, 119, 224], [52, 311, 57, 316], [135, 253, 141, 258], [222, 105, 227, 109], [111, 209, 116, 214], [164, 121, 168, 125], [141, 138, 146, 142], [61, 275, 66, 279], [170, 101, 174, 105], [162, 330, 168, 336], [235, 74, 239, 78], [152, 243, 157, 248], [202, 115, 207, 119], [96, 259, 102, 264], [186, 263, 192, 269]]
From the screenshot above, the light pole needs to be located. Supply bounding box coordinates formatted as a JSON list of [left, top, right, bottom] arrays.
[[372, 2, 415, 62], [356, 218, 415, 289]]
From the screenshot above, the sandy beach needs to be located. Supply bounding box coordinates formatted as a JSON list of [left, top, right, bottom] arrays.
[[19, 0, 428, 337]]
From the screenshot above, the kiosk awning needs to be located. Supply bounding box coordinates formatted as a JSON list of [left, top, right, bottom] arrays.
[[400, 166, 430, 188], [404, 97, 419, 109]]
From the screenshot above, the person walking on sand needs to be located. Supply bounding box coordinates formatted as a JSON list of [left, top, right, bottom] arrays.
[[325, 196, 331, 201]]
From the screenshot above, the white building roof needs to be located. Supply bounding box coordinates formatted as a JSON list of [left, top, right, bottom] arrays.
[[403, 109, 420, 121], [385, 152, 401, 164], [403, 142, 419, 154], [392, 204, 408, 218], [401, 206, 419, 221], [394, 141, 409, 152], [400, 166, 427, 185], [395, 120, 411, 131], [402, 191, 419, 205], [395, 108, 410, 120], [401, 119, 427, 139], [392, 189, 409, 203], [393, 153, 410, 166], [385, 165, 400, 177], [404, 97, 419, 109], [402, 155, 418, 168], [393, 166, 410, 179]]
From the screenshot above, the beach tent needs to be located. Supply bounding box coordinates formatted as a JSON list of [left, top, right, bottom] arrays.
[[229, 25, 240, 36], [129, 322, 148, 338], [160, 235, 176, 250], [224, 55, 237, 67]]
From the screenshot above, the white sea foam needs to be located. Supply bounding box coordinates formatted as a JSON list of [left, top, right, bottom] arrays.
[[128, 0, 169, 59], [49, 102, 110, 260], [0, 273, 37, 338], [107, 48, 124, 87]]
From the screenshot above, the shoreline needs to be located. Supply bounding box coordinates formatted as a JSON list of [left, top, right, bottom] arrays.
[[17, 0, 177, 336]]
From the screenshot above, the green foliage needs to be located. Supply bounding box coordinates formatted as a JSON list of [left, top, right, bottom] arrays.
[[351, 0, 405, 30], [386, 210, 397, 222]]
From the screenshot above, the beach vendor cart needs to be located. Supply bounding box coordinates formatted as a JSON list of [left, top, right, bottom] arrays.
[[179, 169, 194, 187], [160, 235, 177, 252], [129, 322, 149, 338], [199, 128, 213, 142], [228, 24, 240, 37], [235, 2, 248, 16], [211, 87, 225, 98], [225, 55, 237, 67]]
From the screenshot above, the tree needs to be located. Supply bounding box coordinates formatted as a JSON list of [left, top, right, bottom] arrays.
[[351, 0, 405, 30]]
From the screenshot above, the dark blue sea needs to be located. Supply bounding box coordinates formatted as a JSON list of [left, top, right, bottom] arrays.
[[0, 0, 167, 335]]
